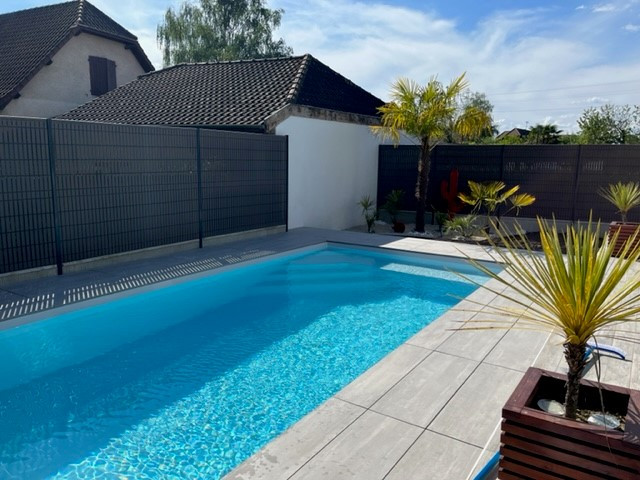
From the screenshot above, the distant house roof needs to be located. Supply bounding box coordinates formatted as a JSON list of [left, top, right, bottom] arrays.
[[496, 128, 530, 140], [0, 0, 154, 109], [58, 54, 385, 131]]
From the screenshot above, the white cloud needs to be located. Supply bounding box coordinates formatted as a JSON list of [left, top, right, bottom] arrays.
[[272, 0, 640, 132], [576, 4, 586, 9], [624, 23, 640, 30], [593, 3, 617, 12]]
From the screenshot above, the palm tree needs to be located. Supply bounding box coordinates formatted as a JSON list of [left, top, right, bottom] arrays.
[[371, 74, 491, 232], [463, 219, 640, 419], [599, 181, 640, 223], [527, 124, 562, 144]]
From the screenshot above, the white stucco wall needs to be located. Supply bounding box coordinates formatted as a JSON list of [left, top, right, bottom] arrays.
[[275, 115, 383, 230], [2, 32, 148, 118]]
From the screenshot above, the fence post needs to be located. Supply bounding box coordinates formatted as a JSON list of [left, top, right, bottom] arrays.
[[285, 135, 289, 232], [196, 128, 203, 248], [46, 119, 63, 275], [571, 145, 582, 222]]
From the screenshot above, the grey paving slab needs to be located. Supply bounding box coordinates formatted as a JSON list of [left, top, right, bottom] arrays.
[[225, 398, 364, 480], [435, 318, 509, 362], [484, 321, 550, 372], [385, 430, 482, 480], [336, 344, 432, 408], [371, 351, 478, 427], [405, 309, 467, 351], [289, 410, 422, 480], [428, 363, 524, 448], [531, 334, 564, 372]]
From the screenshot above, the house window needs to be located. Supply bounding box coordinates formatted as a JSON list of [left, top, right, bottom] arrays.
[[88, 56, 116, 96]]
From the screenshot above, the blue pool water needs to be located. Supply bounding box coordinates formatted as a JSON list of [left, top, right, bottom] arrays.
[[0, 246, 486, 479]]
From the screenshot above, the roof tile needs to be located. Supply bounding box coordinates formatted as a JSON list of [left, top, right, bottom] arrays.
[[58, 55, 384, 128]]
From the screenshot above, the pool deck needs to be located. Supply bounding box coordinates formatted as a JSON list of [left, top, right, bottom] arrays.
[[1, 227, 637, 480]]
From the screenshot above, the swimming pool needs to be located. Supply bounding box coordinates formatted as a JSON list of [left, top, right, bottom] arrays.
[[0, 244, 487, 479]]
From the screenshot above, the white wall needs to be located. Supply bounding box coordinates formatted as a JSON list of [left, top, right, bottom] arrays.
[[276, 115, 383, 230], [2, 32, 147, 118]]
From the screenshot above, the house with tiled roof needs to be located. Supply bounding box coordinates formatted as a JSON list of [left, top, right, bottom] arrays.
[[59, 55, 390, 230], [496, 127, 530, 141], [0, 0, 153, 118]]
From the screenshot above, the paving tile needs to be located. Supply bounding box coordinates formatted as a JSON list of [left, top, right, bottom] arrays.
[[225, 398, 364, 480], [484, 323, 550, 372], [371, 351, 478, 427], [385, 430, 482, 480], [336, 344, 431, 408], [406, 308, 478, 351], [532, 335, 565, 373], [429, 363, 524, 447], [435, 318, 509, 362], [289, 410, 422, 480]]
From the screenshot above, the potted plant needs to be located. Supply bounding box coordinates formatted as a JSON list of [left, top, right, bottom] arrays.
[[599, 181, 640, 257], [462, 218, 640, 478], [383, 189, 406, 233], [358, 195, 377, 233]]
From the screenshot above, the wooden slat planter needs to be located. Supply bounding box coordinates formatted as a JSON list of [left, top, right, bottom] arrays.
[[608, 222, 640, 257], [499, 367, 640, 479]]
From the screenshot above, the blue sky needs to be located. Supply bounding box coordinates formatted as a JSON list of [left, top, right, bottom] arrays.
[[2, 0, 640, 132]]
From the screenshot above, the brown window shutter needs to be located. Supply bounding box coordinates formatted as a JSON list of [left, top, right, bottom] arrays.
[[106, 59, 117, 92], [89, 56, 117, 96]]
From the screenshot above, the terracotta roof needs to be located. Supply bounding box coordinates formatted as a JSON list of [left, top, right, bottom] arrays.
[[0, 0, 154, 109], [57, 54, 384, 129]]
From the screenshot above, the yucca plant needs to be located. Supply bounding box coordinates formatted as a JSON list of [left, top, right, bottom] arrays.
[[458, 180, 535, 228], [462, 218, 640, 419], [599, 181, 640, 223], [358, 195, 376, 233], [443, 214, 478, 238]]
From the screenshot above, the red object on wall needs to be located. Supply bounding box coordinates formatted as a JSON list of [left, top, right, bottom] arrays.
[[440, 168, 463, 218]]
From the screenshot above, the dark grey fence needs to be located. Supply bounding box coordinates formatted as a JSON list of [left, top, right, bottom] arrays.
[[0, 117, 287, 275], [378, 144, 640, 222]]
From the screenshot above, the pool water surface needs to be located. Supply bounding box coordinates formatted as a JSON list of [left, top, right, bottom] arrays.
[[0, 245, 486, 479]]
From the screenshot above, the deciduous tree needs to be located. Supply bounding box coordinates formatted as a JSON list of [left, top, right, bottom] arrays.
[[578, 104, 640, 144], [157, 0, 293, 65]]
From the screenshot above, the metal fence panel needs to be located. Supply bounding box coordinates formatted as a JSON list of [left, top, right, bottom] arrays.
[[0, 117, 56, 273], [427, 145, 503, 213], [52, 120, 199, 262], [501, 145, 579, 220], [379, 144, 640, 222], [377, 145, 419, 210], [200, 130, 287, 236], [575, 145, 640, 222]]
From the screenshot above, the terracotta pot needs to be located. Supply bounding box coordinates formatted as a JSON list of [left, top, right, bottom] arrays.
[[392, 221, 406, 233], [608, 222, 640, 257], [499, 367, 640, 479]]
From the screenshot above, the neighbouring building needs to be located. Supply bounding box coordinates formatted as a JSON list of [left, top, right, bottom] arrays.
[[0, 0, 153, 118], [496, 127, 530, 141], [58, 54, 390, 230]]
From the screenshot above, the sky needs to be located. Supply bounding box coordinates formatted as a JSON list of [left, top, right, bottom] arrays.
[[2, 0, 640, 133]]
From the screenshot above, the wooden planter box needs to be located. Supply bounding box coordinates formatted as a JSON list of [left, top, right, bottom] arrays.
[[608, 222, 640, 257], [499, 367, 640, 479]]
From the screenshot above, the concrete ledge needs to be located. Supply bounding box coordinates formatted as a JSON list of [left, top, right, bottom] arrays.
[[0, 226, 286, 285], [203, 225, 286, 247], [0, 265, 57, 288]]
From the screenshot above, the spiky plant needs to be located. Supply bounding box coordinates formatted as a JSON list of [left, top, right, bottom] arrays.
[[599, 181, 640, 223], [458, 180, 535, 227], [358, 195, 377, 233], [443, 214, 478, 238], [462, 218, 640, 419]]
